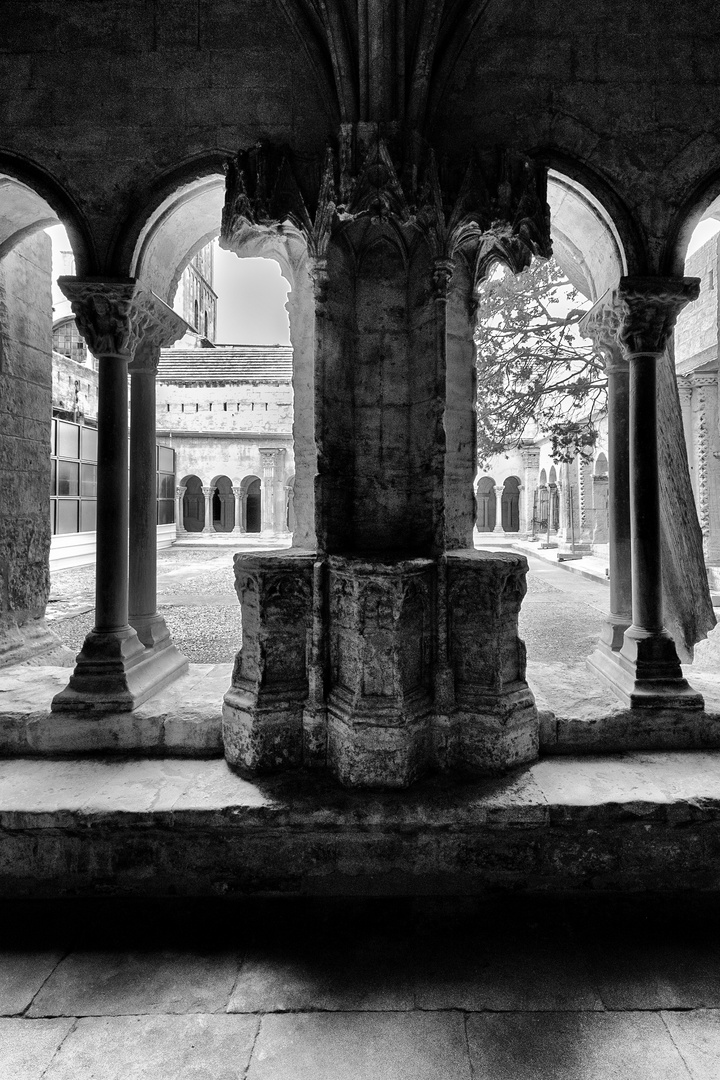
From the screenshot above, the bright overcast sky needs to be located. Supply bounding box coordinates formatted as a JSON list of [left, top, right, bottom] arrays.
[[213, 242, 291, 345]]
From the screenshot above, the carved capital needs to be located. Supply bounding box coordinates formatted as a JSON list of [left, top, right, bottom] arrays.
[[676, 375, 693, 404], [231, 485, 243, 498], [432, 258, 455, 300], [616, 277, 700, 357], [580, 300, 627, 373], [221, 127, 551, 272], [201, 486, 214, 497], [59, 278, 189, 363], [176, 486, 186, 498]]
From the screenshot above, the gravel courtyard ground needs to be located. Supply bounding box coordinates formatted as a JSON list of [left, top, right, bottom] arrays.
[[47, 544, 611, 666]]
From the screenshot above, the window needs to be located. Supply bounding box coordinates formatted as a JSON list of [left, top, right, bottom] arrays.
[[50, 417, 96, 535], [156, 445, 175, 526]]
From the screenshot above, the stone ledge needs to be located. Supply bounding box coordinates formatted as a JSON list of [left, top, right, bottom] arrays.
[[1, 752, 720, 896], [0, 665, 228, 757]]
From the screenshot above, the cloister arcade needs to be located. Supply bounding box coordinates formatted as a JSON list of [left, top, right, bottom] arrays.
[[2, 0, 720, 795]]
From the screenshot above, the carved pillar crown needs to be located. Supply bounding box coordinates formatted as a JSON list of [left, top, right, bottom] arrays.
[[59, 279, 189, 362], [615, 277, 700, 357]]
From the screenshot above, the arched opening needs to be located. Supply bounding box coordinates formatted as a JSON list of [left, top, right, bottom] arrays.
[[595, 453, 608, 477], [211, 474, 234, 532], [475, 476, 496, 531], [242, 476, 262, 534], [181, 475, 204, 532], [502, 477, 521, 533]]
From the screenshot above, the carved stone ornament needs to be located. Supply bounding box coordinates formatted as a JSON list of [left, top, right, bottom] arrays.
[[221, 124, 552, 270], [580, 299, 626, 373], [615, 277, 700, 357], [58, 278, 189, 362]]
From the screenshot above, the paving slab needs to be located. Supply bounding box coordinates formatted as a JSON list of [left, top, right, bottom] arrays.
[[43, 1014, 258, 1080], [246, 1011, 471, 1080], [589, 938, 720, 1010], [0, 950, 65, 1015], [28, 949, 241, 1016], [228, 935, 415, 1012], [662, 1010, 720, 1080], [0, 1017, 75, 1080], [414, 931, 602, 1011], [466, 1011, 693, 1080]]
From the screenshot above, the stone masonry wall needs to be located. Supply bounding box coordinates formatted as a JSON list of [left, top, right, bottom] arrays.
[[675, 236, 719, 366], [156, 379, 293, 435], [0, 231, 53, 664]]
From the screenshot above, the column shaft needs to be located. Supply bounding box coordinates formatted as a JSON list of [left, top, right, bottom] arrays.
[[606, 360, 632, 638], [95, 356, 131, 633], [627, 353, 663, 632], [129, 367, 158, 636]]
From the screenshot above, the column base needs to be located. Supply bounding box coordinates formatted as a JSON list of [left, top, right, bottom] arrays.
[[223, 686, 305, 773], [587, 627, 704, 709], [327, 689, 433, 789], [51, 626, 187, 712]]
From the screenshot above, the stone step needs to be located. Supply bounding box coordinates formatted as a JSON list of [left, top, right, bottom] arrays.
[[1, 751, 720, 897]]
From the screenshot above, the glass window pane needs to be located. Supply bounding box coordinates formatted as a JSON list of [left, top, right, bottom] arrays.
[[81, 426, 98, 462], [57, 460, 79, 497], [50, 500, 56, 535], [80, 463, 97, 497], [158, 446, 174, 473], [159, 473, 174, 499], [51, 418, 57, 452], [50, 459, 56, 495], [80, 500, 97, 532], [157, 500, 174, 525], [57, 421, 80, 459], [57, 500, 79, 534]]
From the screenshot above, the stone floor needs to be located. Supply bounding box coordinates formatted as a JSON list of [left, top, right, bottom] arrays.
[[3, 897, 720, 1078]]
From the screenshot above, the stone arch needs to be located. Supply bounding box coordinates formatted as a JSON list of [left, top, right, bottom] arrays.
[[501, 476, 521, 533], [476, 476, 496, 532], [0, 155, 95, 272], [663, 164, 720, 277], [181, 474, 204, 532], [210, 474, 234, 533], [240, 474, 262, 534]]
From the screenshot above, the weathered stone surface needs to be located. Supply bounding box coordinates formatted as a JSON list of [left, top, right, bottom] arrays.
[[43, 1014, 259, 1080], [0, 664, 226, 756], [0, 1018, 75, 1080], [246, 1012, 471, 1080], [28, 950, 241, 1016], [0, 754, 719, 896], [662, 1011, 720, 1080], [466, 1012, 691, 1080], [0, 951, 64, 1015]]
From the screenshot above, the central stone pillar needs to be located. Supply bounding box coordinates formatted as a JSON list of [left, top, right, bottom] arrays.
[[492, 485, 504, 533], [201, 486, 214, 534], [220, 129, 551, 786], [231, 486, 245, 535], [175, 485, 187, 537], [52, 280, 187, 711]]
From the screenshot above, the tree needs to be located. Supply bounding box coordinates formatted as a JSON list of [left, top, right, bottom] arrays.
[[474, 258, 606, 465]]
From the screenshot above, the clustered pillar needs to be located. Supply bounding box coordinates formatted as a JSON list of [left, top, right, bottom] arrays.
[[219, 128, 551, 787], [52, 280, 189, 712]]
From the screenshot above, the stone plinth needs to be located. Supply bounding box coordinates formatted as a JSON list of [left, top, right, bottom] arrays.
[[223, 548, 538, 788], [326, 557, 434, 789], [223, 550, 315, 773], [445, 551, 539, 773]]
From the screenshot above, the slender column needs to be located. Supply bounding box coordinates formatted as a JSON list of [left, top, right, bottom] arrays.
[[520, 446, 540, 537], [273, 450, 287, 535], [584, 307, 632, 651], [52, 280, 187, 711], [201, 486, 214, 534], [690, 372, 715, 559], [175, 485, 187, 537], [260, 448, 280, 534], [128, 323, 188, 652], [492, 484, 504, 533], [231, 485, 245, 534], [607, 277, 701, 706]]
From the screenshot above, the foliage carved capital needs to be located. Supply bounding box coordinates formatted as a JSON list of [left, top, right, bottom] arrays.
[[58, 279, 189, 363], [615, 277, 700, 357]]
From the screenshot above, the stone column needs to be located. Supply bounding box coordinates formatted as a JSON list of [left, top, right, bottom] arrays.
[[231, 486, 245, 534], [128, 320, 187, 678], [175, 485, 187, 537], [520, 446, 540, 537], [601, 277, 702, 708], [52, 280, 186, 712], [583, 307, 633, 672], [201, 486, 214, 534], [259, 448, 281, 534], [492, 484, 504, 533]]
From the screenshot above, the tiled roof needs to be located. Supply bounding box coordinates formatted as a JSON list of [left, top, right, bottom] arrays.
[[157, 346, 292, 381]]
